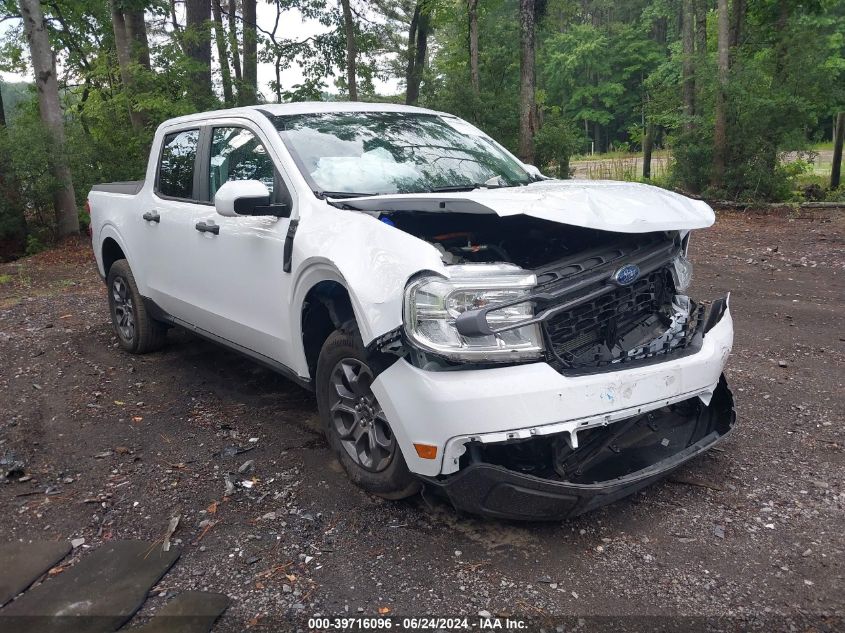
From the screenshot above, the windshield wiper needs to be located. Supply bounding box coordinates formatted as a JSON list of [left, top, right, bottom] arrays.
[[427, 176, 525, 193], [318, 191, 377, 199], [427, 184, 484, 192]]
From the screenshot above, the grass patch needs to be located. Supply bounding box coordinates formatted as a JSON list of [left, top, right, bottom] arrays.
[[0, 274, 12, 284], [571, 149, 670, 163], [810, 141, 834, 151]]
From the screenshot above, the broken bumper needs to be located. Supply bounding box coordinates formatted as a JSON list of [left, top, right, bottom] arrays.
[[425, 376, 735, 520], [372, 297, 733, 478]]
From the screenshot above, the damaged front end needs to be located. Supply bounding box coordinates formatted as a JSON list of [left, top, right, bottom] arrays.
[[428, 376, 735, 521], [361, 210, 736, 520]]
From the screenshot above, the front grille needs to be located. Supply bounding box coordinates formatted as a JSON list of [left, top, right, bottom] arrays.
[[535, 237, 704, 374]]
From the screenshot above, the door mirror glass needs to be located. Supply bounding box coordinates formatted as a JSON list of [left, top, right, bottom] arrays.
[[215, 180, 288, 217]]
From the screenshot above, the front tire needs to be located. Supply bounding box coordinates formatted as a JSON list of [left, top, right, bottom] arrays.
[[316, 328, 420, 500], [106, 259, 167, 354]]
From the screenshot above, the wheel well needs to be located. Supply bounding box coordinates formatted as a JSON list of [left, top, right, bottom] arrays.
[[302, 281, 355, 380], [102, 238, 126, 277]]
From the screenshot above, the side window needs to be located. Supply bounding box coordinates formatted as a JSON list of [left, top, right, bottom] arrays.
[[158, 129, 199, 199], [209, 127, 276, 199]]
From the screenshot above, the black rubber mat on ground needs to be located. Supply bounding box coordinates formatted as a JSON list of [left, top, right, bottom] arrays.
[[0, 541, 71, 607], [0, 540, 181, 633], [129, 592, 229, 633]]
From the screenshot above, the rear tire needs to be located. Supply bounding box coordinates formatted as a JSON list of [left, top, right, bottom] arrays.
[[106, 259, 167, 354], [316, 328, 420, 500]]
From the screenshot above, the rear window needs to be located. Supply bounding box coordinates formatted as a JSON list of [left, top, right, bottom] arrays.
[[158, 129, 199, 199]]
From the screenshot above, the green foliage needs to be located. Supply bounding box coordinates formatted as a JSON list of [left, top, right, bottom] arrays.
[[542, 20, 663, 151], [0, 109, 65, 246], [25, 234, 47, 256], [668, 1, 845, 200], [1, 0, 843, 262], [534, 110, 583, 177], [425, 0, 522, 150]]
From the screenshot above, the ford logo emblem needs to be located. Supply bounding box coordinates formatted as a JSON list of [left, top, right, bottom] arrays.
[[613, 264, 640, 285]]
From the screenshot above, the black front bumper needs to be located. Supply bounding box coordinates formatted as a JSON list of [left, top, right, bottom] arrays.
[[426, 376, 735, 521]]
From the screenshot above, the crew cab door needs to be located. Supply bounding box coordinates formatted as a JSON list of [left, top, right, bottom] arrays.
[[186, 123, 296, 365], [143, 126, 209, 321]]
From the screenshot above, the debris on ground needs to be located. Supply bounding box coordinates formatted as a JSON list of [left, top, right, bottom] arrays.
[[162, 516, 180, 553], [1, 452, 25, 479]]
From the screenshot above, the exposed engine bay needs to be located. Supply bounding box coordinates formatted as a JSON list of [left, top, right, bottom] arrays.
[[380, 211, 703, 373], [380, 212, 633, 269]]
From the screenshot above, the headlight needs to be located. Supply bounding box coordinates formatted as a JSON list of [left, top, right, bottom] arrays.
[[403, 264, 543, 361], [671, 253, 693, 292]]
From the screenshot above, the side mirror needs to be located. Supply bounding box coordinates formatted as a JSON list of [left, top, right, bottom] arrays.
[[214, 180, 290, 218], [522, 163, 545, 180]]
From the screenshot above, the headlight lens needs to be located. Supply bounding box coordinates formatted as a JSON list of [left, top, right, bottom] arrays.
[[404, 264, 543, 361], [672, 253, 693, 292]]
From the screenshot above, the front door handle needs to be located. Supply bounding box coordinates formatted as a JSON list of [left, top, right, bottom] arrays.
[[142, 211, 161, 223], [195, 221, 220, 235]]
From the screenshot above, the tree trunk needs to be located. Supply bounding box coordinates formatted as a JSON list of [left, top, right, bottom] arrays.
[[404, 4, 419, 104], [711, 0, 729, 189], [211, 0, 233, 105], [693, 0, 707, 116], [0, 81, 6, 128], [185, 0, 213, 108], [468, 0, 479, 95], [169, 0, 187, 54], [831, 112, 844, 190], [729, 0, 745, 49], [125, 8, 151, 71], [241, 0, 258, 104], [340, 0, 358, 101], [694, 0, 707, 55], [642, 122, 654, 179], [594, 121, 602, 154], [681, 0, 695, 129], [517, 0, 536, 164], [405, 1, 429, 106], [109, 0, 146, 132], [228, 0, 242, 89], [19, 0, 79, 238], [0, 82, 27, 256]]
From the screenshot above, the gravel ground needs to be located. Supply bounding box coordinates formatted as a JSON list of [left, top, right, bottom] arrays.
[[0, 210, 843, 631]]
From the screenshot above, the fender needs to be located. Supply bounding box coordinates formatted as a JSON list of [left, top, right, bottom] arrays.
[[287, 206, 445, 375], [96, 224, 133, 276]]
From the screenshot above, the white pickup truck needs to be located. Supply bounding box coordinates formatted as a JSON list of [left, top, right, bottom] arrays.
[[88, 102, 735, 520]]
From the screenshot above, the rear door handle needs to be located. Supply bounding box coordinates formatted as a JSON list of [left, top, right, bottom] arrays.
[[142, 211, 161, 223], [195, 221, 220, 235]]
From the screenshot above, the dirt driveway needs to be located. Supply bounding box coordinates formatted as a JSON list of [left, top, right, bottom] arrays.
[[1, 210, 843, 631]]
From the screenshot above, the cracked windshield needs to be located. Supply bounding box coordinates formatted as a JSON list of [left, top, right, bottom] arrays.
[[271, 112, 531, 196]]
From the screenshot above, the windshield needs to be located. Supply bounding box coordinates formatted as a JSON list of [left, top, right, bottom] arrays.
[[270, 112, 531, 197]]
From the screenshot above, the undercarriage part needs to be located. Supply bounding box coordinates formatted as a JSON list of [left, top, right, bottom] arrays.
[[429, 375, 735, 520]]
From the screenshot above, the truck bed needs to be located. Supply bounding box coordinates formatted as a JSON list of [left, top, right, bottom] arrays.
[[90, 180, 144, 195]]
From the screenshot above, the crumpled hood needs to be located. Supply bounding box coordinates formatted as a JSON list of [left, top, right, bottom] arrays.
[[336, 179, 715, 233]]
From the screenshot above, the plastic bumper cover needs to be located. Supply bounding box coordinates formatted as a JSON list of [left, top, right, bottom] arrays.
[[426, 375, 735, 521], [371, 298, 733, 478]]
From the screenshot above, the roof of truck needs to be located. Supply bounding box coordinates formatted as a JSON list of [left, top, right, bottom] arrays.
[[161, 101, 446, 128]]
